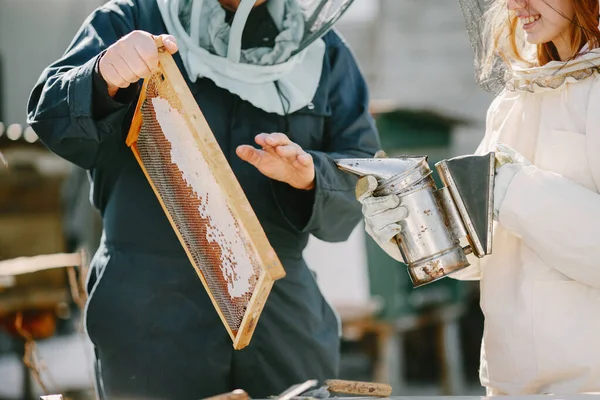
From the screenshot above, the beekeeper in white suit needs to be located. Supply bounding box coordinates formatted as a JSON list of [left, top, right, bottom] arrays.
[[360, 0, 600, 395]]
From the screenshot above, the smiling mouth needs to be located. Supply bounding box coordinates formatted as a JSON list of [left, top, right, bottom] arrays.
[[520, 15, 541, 30]]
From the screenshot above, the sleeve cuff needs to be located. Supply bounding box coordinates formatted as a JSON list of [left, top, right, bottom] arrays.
[[270, 173, 319, 233], [271, 150, 364, 242], [271, 149, 337, 233], [66, 52, 140, 142], [497, 165, 535, 237]]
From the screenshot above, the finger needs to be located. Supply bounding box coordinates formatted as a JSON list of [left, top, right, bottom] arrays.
[[366, 206, 409, 231], [374, 150, 389, 159], [494, 152, 513, 170], [377, 223, 403, 243], [291, 159, 304, 170], [365, 219, 402, 243], [236, 145, 264, 167], [291, 152, 314, 171], [254, 133, 269, 147], [495, 142, 515, 154], [498, 143, 531, 166], [361, 194, 401, 217], [291, 156, 313, 172], [275, 144, 302, 161], [125, 50, 152, 80], [133, 38, 160, 72], [255, 132, 291, 147], [100, 62, 129, 89], [259, 144, 278, 156], [296, 152, 313, 167], [161, 34, 179, 54], [356, 175, 378, 202], [495, 143, 519, 161], [110, 54, 140, 83], [258, 132, 291, 147]]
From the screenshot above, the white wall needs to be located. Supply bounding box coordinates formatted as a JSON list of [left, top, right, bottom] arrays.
[[303, 223, 372, 308], [0, 0, 105, 125], [337, 0, 496, 155]]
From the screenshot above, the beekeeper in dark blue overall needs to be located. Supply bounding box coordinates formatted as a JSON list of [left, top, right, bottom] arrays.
[[27, 0, 379, 398]]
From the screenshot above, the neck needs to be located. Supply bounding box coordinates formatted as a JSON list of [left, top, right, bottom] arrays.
[[219, 0, 242, 11], [552, 37, 573, 61], [219, 0, 267, 12]]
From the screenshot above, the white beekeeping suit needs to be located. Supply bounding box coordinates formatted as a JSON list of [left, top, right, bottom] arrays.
[[361, 0, 600, 394]]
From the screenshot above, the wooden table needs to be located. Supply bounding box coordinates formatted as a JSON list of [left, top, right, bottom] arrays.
[[335, 301, 467, 395]]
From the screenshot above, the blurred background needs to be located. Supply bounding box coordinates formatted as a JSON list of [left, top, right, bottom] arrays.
[[0, 0, 496, 399]]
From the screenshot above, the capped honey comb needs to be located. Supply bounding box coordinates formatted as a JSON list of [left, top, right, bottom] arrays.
[[125, 39, 285, 350]]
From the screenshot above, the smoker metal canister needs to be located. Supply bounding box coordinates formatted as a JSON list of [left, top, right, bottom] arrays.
[[375, 158, 470, 287]]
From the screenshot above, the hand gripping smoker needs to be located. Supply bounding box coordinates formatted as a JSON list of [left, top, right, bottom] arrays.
[[335, 152, 495, 287]]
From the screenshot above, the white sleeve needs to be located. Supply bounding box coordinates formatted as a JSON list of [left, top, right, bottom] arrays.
[[498, 165, 600, 288]]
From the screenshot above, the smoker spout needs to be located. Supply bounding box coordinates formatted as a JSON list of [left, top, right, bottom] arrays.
[[334, 156, 428, 181]]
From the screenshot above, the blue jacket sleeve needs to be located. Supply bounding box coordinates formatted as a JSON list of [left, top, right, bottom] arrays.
[[26, 1, 139, 170], [273, 32, 380, 243]]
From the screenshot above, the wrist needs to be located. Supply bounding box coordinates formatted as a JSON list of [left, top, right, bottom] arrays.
[[493, 163, 522, 220], [300, 180, 315, 191], [98, 54, 120, 98], [106, 85, 119, 98], [294, 169, 315, 191]]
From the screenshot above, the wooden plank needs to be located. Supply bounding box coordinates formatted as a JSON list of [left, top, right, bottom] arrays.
[[125, 75, 149, 147], [233, 273, 274, 350], [0, 252, 84, 277]]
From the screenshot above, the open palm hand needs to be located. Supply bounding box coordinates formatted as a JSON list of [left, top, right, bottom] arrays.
[[236, 133, 315, 190]]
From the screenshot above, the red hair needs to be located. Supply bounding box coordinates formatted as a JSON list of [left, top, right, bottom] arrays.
[[538, 0, 600, 64], [480, 0, 600, 81]]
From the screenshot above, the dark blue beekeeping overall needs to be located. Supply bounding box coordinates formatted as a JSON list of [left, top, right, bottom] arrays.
[[27, 1, 380, 399]]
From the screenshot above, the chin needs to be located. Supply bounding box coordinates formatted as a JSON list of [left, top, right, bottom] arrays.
[[524, 33, 548, 46], [525, 38, 544, 45]]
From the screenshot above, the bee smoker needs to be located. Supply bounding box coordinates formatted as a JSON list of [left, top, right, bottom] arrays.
[[335, 152, 496, 288]]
